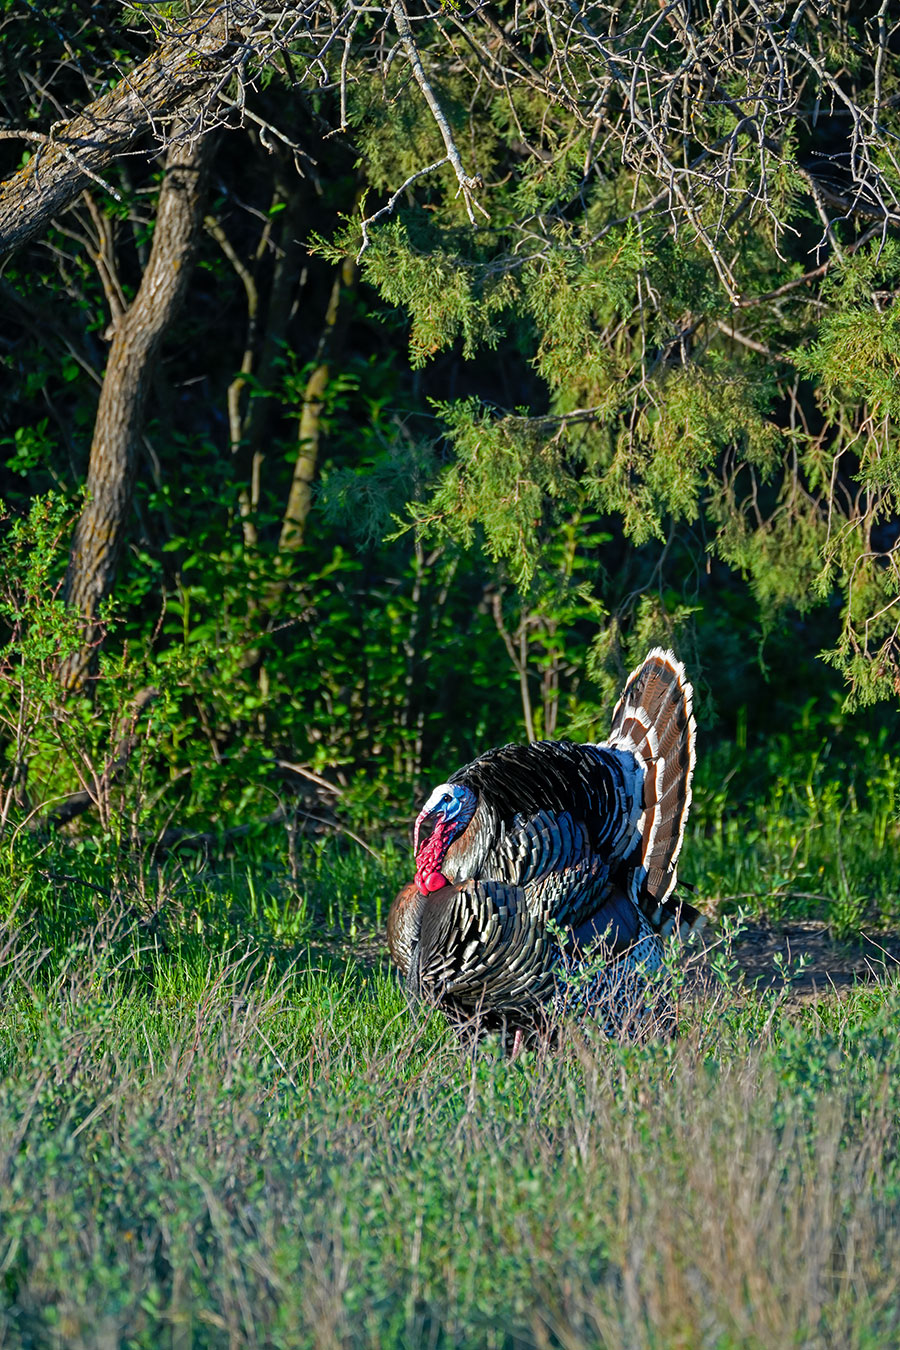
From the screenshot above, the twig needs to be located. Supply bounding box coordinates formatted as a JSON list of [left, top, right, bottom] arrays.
[[714, 320, 773, 356], [153, 804, 381, 861], [155, 806, 292, 851], [294, 808, 383, 860], [275, 760, 345, 795], [35, 687, 160, 831], [357, 156, 450, 259], [0, 129, 49, 143]]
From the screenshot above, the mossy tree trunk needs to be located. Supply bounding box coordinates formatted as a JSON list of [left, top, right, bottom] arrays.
[[62, 130, 214, 689], [0, 3, 237, 260]]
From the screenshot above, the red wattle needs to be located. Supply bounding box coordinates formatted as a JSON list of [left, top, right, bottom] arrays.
[[418, 869, 450, 894]]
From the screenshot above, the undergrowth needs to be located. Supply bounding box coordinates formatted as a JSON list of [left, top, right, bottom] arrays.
[[690, 729, 900, 938]]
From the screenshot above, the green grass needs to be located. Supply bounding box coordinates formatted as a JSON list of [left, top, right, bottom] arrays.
[[690, 732, 900, 937], [0, 908, 899, 1348], [0, 753, 895, 1347]]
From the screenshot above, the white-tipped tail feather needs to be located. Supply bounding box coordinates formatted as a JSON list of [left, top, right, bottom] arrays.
[[605, 647, 703, 934]]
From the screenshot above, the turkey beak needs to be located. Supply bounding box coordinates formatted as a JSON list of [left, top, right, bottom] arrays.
[[414, 809, 440, 857]]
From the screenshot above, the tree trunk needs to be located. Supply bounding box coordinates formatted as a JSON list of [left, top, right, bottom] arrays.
[[62, 130, 214, 688], [0, 3, 242, 259], [279, 254, 358, 557], [205, 175, 306, 549]]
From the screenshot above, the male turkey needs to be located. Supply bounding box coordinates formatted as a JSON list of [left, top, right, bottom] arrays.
[[387, 648, 704, 1043]]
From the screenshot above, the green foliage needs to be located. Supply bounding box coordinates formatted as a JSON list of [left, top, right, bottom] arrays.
[[0, 482, 527, 831], [0, 495, 116, 826], [407, 400, 577, 585], [525, 231, 644, 394], [585, 593, 700, 714], [597, 363, 782, 546], [0, 421, 54, 477], [800, 240, 900, 420], [356, 218, 520, 367], [692, 729, 900, 938], [334, 26, 900, 711], [0, 495, 223, 844]]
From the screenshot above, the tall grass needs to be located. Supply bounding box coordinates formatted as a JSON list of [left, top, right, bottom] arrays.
[[0, 865, 897, 1346]]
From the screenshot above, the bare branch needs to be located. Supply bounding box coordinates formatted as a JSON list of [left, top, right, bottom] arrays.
[[389, 0, 488, 226], [357, 156, 450, 259]]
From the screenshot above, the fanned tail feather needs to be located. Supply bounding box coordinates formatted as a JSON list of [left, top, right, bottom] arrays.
[[606, 647, 704, 934]]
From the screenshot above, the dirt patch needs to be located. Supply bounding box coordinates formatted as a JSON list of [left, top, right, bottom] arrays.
[[337, 919, 900, 1011], [722, 920, 900, 1005]]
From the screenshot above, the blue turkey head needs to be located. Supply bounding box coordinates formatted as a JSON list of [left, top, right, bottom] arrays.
[[414, 783, 477, 893]]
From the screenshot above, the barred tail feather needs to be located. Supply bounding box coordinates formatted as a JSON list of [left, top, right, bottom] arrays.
[[606, 647, 703, 934]]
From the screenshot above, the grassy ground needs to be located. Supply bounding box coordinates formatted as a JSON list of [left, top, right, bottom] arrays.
[[0, 751, 896, 1348]]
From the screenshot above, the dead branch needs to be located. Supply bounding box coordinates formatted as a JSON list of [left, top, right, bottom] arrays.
[[389, 0, 488, 226]]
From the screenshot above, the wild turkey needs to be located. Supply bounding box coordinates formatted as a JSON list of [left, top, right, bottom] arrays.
[[387, 648, 704, 1042]]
